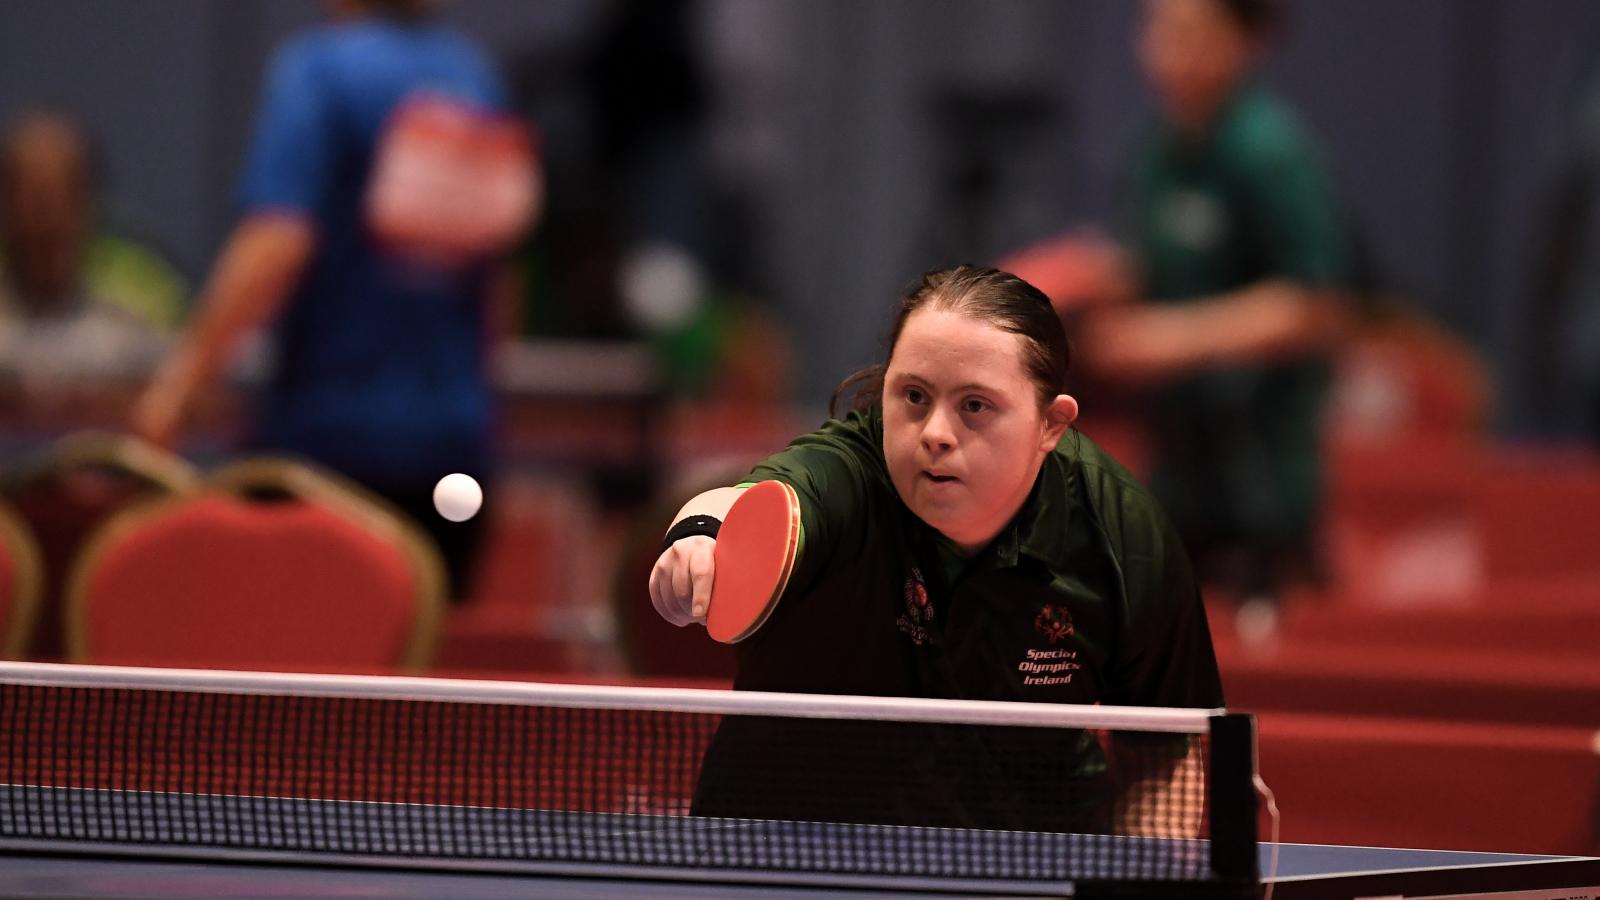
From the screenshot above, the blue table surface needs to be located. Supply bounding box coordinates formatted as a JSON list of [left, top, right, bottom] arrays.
[[1, 842, 1595, 899], [3, 785, 1597, 898]]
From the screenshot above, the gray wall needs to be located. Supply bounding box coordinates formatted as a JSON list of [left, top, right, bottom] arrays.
[[2, 0, 1596, 433]]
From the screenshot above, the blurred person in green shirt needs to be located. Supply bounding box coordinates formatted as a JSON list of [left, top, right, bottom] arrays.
[[1072, 0, 1354, 610]]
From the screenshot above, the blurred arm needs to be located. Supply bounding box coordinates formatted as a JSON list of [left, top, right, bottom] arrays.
[[996, 230, 1137, 316], [1079, 280, 1352, 383], [131, 213, 314, 447]]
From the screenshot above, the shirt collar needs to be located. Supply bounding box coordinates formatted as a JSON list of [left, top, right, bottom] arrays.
[[1011, 432, 1079, 570]]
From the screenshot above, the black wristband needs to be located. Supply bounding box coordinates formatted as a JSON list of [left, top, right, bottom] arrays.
[[660, 515, 722, 554]]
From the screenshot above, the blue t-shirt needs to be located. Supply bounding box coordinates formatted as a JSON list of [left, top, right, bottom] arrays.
[[238, 17, 508, 487]]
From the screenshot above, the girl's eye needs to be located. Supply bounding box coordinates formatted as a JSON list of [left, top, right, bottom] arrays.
[[962, 398, 989, 414], [905, 387, 926, 405]]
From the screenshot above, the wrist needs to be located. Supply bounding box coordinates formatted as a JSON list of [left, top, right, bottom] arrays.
[[659, 514, 721, 554]]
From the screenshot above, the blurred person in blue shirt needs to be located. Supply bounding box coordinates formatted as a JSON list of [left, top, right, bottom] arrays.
[[134, 0, 540, 600]]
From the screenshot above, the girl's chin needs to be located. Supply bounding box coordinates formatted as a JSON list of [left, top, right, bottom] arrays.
[[910, 500, 968, 535]]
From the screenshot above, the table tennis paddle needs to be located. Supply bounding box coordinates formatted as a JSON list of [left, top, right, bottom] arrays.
[[706, 480, 801, 644]]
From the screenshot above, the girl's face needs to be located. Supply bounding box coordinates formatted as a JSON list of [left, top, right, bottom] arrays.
[[881, 308, 1076, 554], [1138, 0, 1255, 131]]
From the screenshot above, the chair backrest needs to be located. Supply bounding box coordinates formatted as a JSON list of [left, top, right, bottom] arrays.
[[207, 457, 448, 611], [65, 458, 445, 672], [46, 431, 203, 494], [1, 431, 199, 660], [0, 501, 43, 659]]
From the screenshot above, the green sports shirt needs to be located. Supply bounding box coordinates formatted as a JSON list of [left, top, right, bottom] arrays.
[[693, 408, 1222, 830]]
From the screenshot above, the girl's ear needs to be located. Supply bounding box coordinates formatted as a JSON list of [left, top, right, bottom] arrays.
[[1041, 394, 1079, 451]]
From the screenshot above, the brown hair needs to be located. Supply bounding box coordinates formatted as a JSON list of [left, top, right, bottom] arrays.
[[1214, 0, 1284, 38], [830, 265, 1070, 418]]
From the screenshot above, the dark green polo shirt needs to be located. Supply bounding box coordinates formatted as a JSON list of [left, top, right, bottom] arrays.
[[693, 409, 1222, 831], [1124, 83, 1349, 544]]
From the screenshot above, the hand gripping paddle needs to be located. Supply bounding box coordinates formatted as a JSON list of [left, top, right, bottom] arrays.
[[706, 480, 801, 643]]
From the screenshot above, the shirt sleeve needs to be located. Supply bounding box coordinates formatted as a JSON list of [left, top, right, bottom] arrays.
[[1096, 473, 1225, 709], [743, 414, 881, 607], [236, 39, 338, 215]]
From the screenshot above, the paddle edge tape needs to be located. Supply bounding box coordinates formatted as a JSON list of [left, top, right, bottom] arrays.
[[709, 480, 801, 644]]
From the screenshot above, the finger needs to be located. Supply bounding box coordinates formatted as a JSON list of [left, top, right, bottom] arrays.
[[669, 546, 693, 610], [689, 542, 715, 621], [647, 558, 670, 620]]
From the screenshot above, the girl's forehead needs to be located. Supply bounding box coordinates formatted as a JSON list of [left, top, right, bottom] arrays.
[[896, 307, 1017, 352], [888, 309, 1034, 386]]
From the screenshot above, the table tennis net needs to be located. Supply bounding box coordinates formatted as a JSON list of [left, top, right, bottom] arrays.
[[0, 664, 1250, 891]]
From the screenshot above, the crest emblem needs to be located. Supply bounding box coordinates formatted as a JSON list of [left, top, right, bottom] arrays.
[[1033, 604, 1074, 643], [896, 567, 934, 645]]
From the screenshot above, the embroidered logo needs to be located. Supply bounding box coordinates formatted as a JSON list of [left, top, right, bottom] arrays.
[[1033, 604, 1074, 644], [895, 567, 934, 646]]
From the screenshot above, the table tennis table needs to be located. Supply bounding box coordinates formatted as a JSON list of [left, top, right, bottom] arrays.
[[1, 787, 1596, 899], [5, 666, 1596, 898], [1, 840, 1597, 899]]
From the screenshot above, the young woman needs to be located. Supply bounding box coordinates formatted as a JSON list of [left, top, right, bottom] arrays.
[[651, 265, 1221, 833]]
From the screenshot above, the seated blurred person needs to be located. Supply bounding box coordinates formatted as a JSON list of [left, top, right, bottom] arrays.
[[0, 111, 186, 400], [1008, 0, 1352, 609], [133, 0, 540, 600]]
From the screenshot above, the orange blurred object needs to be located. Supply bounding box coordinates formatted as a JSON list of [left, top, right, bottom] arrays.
[[996, 230, 1136, 317]]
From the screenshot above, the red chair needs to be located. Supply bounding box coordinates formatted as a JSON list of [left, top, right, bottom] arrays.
[[1325, 312, 1491, 446], [0, 501, 43, 659], [2, 431, 199, 659], [64, 458, 445, 672], [1255, 711, 1600, 855], [1217, 637, 1600, 728]]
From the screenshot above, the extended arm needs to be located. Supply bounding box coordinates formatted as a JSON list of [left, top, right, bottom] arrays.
[[131, 214, 314, 447], [648, 486, 747, 626]]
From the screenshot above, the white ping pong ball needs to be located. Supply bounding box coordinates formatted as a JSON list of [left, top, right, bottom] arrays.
[[432, 473, 483, 522]]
